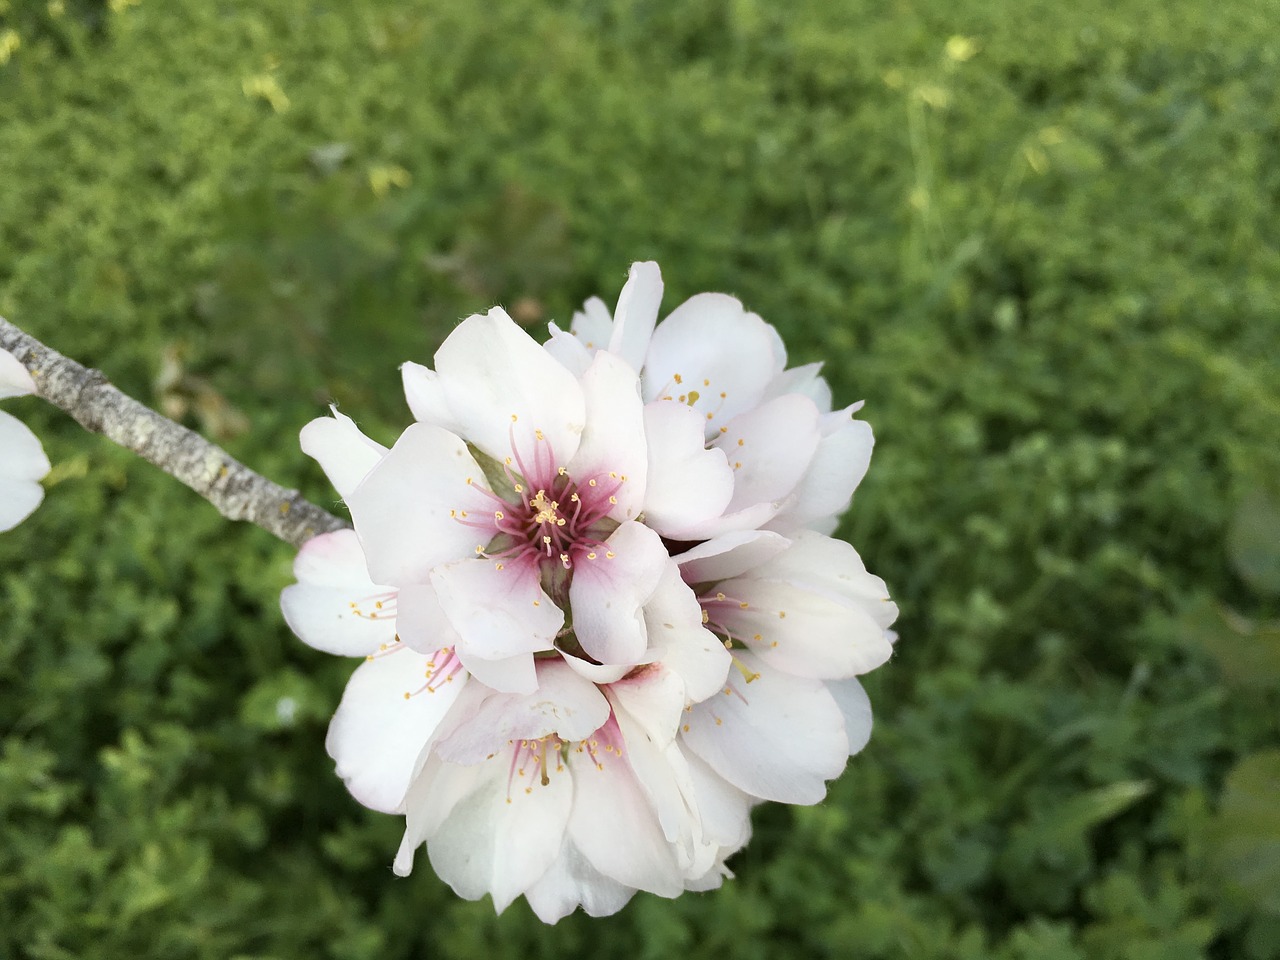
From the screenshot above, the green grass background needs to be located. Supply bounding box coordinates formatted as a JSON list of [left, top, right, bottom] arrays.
[[1, 0, 1278, 957]]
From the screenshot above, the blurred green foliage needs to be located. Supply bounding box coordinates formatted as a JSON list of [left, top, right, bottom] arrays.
[[1, 0, 1278, 956]]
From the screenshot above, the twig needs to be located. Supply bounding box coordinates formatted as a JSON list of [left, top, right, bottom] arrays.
[[1, 316, 349, 548]]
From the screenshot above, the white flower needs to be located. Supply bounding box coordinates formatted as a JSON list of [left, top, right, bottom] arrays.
[[304, 308, 735, 693], [284, 530, 745, 920], [282, 270, 897, 922], [673, 529, 898, 804], [0, 348, 50, 533], [547, 262, 874, 535]]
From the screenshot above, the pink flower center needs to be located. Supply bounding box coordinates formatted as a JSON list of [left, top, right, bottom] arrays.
[[463, 430, 627, 581]]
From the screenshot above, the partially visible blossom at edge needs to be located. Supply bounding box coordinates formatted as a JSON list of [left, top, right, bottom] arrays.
[[281, 266, 898, 921], [0, 348, 50, 532]]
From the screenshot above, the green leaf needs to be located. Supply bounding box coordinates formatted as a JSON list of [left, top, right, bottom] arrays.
[[1229, 490, 1280, 596], [1209, 750, 1280, 915]]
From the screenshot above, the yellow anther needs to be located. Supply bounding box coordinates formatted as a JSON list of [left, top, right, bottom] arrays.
[[558, 466, 567, 476], [511, 414, 518, 422], [674, 373, 683, 384], [701, 610, 710, 623], [608, 495, 618, 505], [605, 551, 615, 559], [779, 611, 787, 619], [687, 390, 700, 404], [716, 592, 726, 601], [514, 483, 524, 493], [753, 633, 762, 641], [703, 378, 710, 386], [719, 426, 729, 434], [465, 477, 473, 485], [706, 412, 714, 420], [535, 429, 545, 440], [587, 552, 597, 560], [588, 479, 597, 487], [739, 601, 749, 609], [737, 438, 745, 446], [496, 563, 504, 571], [719, 391, 727, 399], [533, 600, 541, 607]]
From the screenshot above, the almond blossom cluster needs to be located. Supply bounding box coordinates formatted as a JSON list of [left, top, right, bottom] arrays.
[[281, 262, 897, 922]]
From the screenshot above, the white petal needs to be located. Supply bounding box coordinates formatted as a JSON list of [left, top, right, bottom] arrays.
[[0, 409, 50, 480], [458, 648, 539, 694], [608, 663, 687, 748], [568, 296, 614, 350], [567, 351, 647, 520], [525, 836, 637, 922], [433, 307, 586, 468], [543, 322, 594, 378], [641, 400, 734, 538], [766, 408, 873, 534], [299, 408, 387, 501], [281, 530, 397, 657], [712, 393, 821, 513], [827, 677, 873, 755], [568, 521, 667, 665], [401, 361, 462, 433], [715, 576, 893, 679], [762, 362, 833, 412], [346, 423, 493, 586], [675, 529, 791, 585], [427, 755, 573, 912], [568, 739, 683, 897], [0, 411, 49, 532], [681, 652, 847, 804], [641, 293, 785, 437], [434, 660, 610, 763], [0, 477, 44, 533], [393, 583, 462, 654], [0, 349, 36, 398], [685, 753, 753, 849], [751, 531, 899, 630], [430, 557, 562, 671], [325, 648, 467, 813], [558, 652, 635, 685], [394, 753, 485, 876], [607, 261, 663, 372], [642, 563, 731, 704]]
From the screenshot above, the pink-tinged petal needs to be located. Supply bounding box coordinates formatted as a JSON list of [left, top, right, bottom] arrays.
[[543, 322, 593, 377], [762, 361, 833, 412], [712, 393, 821, 513], [641, 293, 786, 437], [827, 677, 873, 755], [299, 408, 388, 500], [608, 663, 687, 748], [281, 530, 397, 657], [715, 576, 893, 679], [610, 699, 702, 864], [681, 652, 847, 804], [751, 531, 899, 631], [430, 557, 562, 664], [608, 261, 663, 372], [432, 307, 586, 467], [641, 401, 734, 537], [434, 660, 610, 763], [558, 652, 635, 685], [525, 836, 636, 922], [568, 743, 683, 897], [427, 755, 573, 912], [346, 423, 493, 586], [767, 408, 873, 534], [393, 583, 462, 655], [0, 348, 35, 398], [325, 648, 468, 814], [401, 361, 463, 433], [568, 521, 667, 665], [675, 529, 791, 585], [569, 295, 614, 350], [685, 753, 753, 850], [394, 753, 485, 876], [685, 856, 736, 892], [643, 563, 731, 704], [567, 351, 647, 520]]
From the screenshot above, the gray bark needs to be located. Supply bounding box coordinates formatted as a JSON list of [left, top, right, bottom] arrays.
[[1, 316, 349, 548]]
